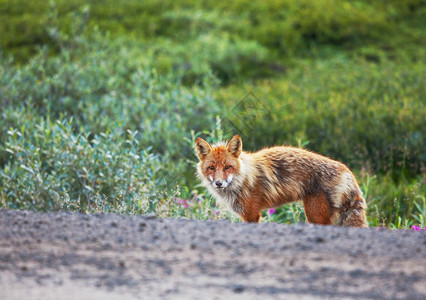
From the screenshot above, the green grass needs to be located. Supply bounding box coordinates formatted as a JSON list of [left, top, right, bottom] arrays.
[[0, 0, 425, 229]]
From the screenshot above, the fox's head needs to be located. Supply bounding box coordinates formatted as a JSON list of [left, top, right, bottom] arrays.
[[195, 135, 242, 190]]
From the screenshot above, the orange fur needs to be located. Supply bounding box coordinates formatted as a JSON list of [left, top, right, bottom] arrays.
[[195, 135, 368, 227], [303, 193, 334, 225]]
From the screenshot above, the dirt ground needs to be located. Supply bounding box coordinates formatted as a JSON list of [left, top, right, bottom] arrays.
[[0, 209, 425, 299]]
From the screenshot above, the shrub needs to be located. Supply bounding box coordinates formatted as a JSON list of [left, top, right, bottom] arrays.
[[216, 57, 426, 178], [1, 116, 164, 211], [3, 0, 424, 63], [0, 23, 219, 210], [0, 24, 220, 162], [141, 33, 272, 84]]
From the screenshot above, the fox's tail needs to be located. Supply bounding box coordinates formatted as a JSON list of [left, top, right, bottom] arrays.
[[338, 194, 368, 227]]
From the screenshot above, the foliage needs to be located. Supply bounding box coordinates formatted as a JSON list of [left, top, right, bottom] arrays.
[[216, 58, 426, 178], [2, 116, 163, 211], [0, 25, 219, 211], [2, 0, 425, 68], [0, 25, 220, 180]]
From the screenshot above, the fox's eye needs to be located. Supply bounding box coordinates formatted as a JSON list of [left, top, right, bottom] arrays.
[[224, 165, 231, 170], [208, 166, 215, 171]]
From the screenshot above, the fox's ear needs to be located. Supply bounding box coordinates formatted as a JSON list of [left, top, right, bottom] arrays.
[[226, 135, 242, 158], [195, 137, 212, 160]]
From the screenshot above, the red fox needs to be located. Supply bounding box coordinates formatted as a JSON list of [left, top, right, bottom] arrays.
[[195, 135, 368, 227]]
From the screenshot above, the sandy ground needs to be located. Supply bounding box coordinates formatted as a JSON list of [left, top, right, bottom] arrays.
[[0, 209, 425, 300]]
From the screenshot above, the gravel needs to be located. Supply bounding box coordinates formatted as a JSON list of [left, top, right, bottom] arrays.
[[0, 209, 425, 299]]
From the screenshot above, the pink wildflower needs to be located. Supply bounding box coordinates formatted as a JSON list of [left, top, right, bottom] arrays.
[[411, 225, 421, 231], [268, 209, 276, 215], [184, 204, 189, 208], [174, 198, 186, 205]]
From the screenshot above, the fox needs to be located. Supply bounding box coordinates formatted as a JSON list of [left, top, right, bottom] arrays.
[[195, 135, 368, 227]]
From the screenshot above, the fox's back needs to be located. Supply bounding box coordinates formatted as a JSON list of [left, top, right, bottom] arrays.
[[251, 146, 348, 177], [245, 146, 359, 207]]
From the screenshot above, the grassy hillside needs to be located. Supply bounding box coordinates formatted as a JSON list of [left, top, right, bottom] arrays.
[[0, 0, 425, 228]]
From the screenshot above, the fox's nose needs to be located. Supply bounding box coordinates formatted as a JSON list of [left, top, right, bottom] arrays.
[[215, 181, 222, 187]]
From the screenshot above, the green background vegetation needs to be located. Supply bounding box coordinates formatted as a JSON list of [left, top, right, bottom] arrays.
[[1, 0, 425, 228]]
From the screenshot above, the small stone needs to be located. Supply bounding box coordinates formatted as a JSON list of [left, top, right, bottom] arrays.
[[232, 285, 245, 293], [144, 214, 156, 220], [314, 237, 325, 243], [20, 265, 28, 271]]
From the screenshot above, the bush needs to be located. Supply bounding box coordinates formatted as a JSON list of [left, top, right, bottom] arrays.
[[2, 0, 425, 63], [216, 57, 425, 178], [2, 116, 164, 211], [0, 26, 219, 159], [141, 33, 272, 84], [0, 25, 219, 210]]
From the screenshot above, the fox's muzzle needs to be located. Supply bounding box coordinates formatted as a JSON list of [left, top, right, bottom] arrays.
[[211, 175, 233, 189]]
